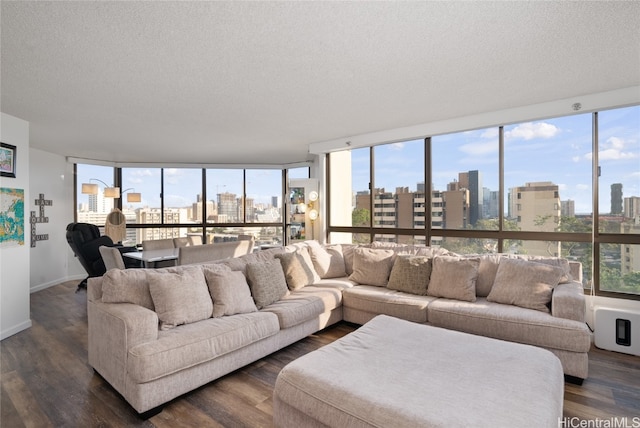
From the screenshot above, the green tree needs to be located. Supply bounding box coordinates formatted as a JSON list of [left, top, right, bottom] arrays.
[[351, 208, 370, 244]]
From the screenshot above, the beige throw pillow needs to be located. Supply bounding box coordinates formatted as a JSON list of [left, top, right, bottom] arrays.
[[101, 268, 155, 310], [427, 256, 480, 302], [348, 248, 395, 287], [309, 244, 347, 279], [203, 268, 258, 317], [245, 260, 290, 308], [487, 258, 564, 313], [147, 266, 213, 330], [274, 247, 320, 290], [387, 255, 432, 295]]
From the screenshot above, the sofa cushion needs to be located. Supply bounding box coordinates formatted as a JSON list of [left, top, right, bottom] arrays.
[[275, 247, 320, 290], [294, 286, 345, 311], [487, 258, 564, 313], [308, 243, 347, 279], [147, 266, 213, 330], [341, 244, 357, 275], [128, 312, 280, 383], [101, 268, 155, 310], [348, 248, 395, 287], [246, 259, 290, 309], [203, 268, 258, 317], [517, 255, 573, 283], [261, 294, 326, 329], [342, 285, 436, 323], [387, 255, 432, 296], [427, 297, 592, 353], [427, 256, 479, 302]]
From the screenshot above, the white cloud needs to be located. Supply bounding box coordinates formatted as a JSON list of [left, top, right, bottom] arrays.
[[572, 156, 581, 163], [598, 136, 638, 160], [459, 140, 497, 156], [165, 168, 180, 176], [390, 142, 405, 151], [480, 128, 499, 139], [505, 122, 560, 140], [130, 169, 153, 177]]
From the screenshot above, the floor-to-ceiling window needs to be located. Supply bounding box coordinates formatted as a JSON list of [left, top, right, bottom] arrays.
[[327, 105, 640, 299], [75, 166, 290, 248]]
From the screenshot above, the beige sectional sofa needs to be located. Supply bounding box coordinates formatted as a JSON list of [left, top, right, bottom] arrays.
[[87, 240, 591, 416]]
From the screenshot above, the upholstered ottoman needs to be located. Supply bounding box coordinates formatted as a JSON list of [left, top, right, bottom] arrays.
[[274, 315, 564, 428]]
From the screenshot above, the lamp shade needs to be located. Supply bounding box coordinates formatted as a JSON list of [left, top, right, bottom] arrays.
[[103, 187, 120, 198], [81, 183, 99, 195], [126, 192, 142, 203], [308, 209, 318, 220], [308, 190, 319, 202]]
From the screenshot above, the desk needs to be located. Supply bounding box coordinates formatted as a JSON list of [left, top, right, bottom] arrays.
[[123, 248, 179, 268]]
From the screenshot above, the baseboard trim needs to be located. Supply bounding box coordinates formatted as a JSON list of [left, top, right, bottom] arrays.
[[31, 274, 85, 293], [1, 319, 32, 341]]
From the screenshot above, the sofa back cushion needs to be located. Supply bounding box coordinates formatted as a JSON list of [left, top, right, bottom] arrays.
[[348, 248, 395, 287], [101, 268, 155, 310], [308, 243, 347, 279], [486, 258, 565, 313], [147, 266, 213, 330], [204, 268, 258, 317], [427, 256, 480, 302], [274, 247, 320, 290]]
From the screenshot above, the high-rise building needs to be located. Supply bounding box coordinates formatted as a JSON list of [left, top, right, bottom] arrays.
[[88, 192, 113, 213], [271, 196, 279, 209], [192, 194, 215, 222], [623, 196, 640, 220], [218, 192, 237, 222], [561, 200, 575, 217], [509, 181, 561, 256], [448, 171, 482, 225], [135, 207, 188, 242], [611, 183, 623, 214]]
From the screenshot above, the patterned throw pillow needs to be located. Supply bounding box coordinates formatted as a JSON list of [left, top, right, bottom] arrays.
[[203, 268, 258, 317], [348, 248, 395, 287], [147, 266, 213, 330], [245, 260, 290, 308], [427, 256, 480, 302], [487, 258, 564, 313], [387, 255, 432, 295]]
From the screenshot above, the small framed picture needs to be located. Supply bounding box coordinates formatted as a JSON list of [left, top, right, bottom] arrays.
[[0, 142, 17, 178]]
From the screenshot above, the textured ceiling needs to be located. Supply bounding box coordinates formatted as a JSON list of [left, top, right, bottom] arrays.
[[2, 1, 639, 165]]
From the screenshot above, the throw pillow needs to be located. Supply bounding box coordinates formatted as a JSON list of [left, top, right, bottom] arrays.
[[147, 266, 213, 330], [487, 258, 564, 313], [274, 247, 320, 290], [308, 244, 347, 279], [203, 268, 258, 317], [427, 256, 480, 302], [245, 260, 289, 308], [341, 244, 357, 275], [348, 248, 395, 287], [101, 268, 155, 310], [387, 255, 432, 295], [518, 256, 573, 283]]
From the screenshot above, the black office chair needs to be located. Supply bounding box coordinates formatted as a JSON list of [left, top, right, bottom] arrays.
[[66, 222, 139, 291]]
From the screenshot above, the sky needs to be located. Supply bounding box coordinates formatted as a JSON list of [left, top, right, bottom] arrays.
[[77, 105, 639, 216]]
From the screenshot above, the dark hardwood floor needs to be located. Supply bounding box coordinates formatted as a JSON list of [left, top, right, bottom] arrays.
[[1, 280, 639, 427]]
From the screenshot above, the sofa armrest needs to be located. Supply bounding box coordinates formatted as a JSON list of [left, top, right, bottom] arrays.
[[551, 281, 586, 322], [88, 300, 158, 394]]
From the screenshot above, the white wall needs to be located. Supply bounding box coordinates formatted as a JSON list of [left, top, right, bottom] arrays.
[[0, 112, 32, 340], [29, 148, 83, 292]]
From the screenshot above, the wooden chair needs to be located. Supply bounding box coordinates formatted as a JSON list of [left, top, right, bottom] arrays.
[[99, 245, 126, 271]]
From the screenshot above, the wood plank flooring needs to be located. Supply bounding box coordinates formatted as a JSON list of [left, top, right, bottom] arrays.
[[1, 280, 639, 427]]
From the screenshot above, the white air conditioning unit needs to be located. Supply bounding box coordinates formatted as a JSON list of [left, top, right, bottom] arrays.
[[594, 307, 640, 356]]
